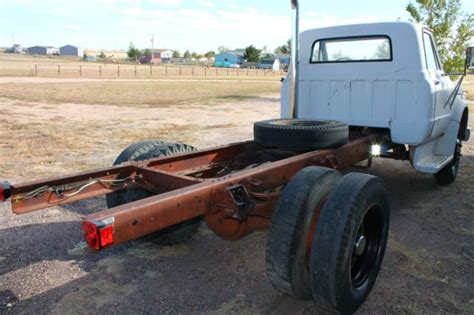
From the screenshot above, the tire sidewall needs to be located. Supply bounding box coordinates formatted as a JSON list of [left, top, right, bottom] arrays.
[[310, 175, 390, 313], [266, 167, 341, 299], [340, 183, 390, 311]]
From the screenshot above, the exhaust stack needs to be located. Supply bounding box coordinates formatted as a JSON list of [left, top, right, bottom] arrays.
[[290, 0, 300, 119]]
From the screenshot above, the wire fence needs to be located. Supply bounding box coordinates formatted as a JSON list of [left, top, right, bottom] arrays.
[[27, 64, 286, 79]]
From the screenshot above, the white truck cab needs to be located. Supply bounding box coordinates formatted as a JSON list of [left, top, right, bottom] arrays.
[[281, 21, 470, 179]]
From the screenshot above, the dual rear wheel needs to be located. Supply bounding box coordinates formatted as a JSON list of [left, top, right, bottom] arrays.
[[266, 166, 390, 314]]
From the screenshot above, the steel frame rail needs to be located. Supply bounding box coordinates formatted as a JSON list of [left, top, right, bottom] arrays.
[[5, 135, 379, 249]]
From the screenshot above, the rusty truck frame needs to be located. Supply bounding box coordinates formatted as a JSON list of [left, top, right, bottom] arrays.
[[4, 133, 383, 247]]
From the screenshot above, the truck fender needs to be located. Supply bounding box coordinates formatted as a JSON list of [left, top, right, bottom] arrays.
[[434, 99, 469, 156]]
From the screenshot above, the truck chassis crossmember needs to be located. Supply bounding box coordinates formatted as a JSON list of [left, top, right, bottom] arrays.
[[6, 133, 381, 249]]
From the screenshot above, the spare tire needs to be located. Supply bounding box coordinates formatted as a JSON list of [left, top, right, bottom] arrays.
[[254, 119, 348, 151]]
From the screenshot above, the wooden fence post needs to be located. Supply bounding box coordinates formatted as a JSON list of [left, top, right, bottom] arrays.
[[166, 66, 168, 76], [99, 66, 102, 77], [192, 67, 195, 76], [135, 66, 137, 77], [57, 65, 61, 76], [179, 66, 182, 76], [79, 65, 82, 77], [150, 65, 152, 76], [117, 66, 120, 77]]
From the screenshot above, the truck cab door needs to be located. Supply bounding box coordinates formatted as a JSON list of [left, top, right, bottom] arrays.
[[423, 31, 453, 137]]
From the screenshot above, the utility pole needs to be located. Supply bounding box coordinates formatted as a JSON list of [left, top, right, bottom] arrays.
[[151, 34, 154, 65]]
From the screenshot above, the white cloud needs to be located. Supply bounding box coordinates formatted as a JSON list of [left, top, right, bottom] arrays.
[[148, 0, 182, 7], [198, 0, 213, 8], [64, 24, 81, 31]]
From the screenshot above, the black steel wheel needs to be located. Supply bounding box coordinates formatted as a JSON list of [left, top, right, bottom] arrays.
[[309, 173, 390, 314], [254, 119, 348, 151], [266, 166, 341, 299], [106, 140, 202, 245]]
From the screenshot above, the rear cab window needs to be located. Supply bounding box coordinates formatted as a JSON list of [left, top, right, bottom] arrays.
[[311, 36, 392, 63]]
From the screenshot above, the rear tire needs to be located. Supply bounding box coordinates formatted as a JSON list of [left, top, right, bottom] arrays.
[[310, 173, 390, 314], [106, 140, 201, 245], [434, 140, 461, 186], [254, 119, 349, 151], [266, 166, 341, 299]]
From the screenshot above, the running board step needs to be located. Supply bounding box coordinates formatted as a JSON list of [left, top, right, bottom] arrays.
[[415, 155, 452, 174]]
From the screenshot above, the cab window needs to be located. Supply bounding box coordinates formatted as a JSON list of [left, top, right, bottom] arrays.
[[423, 32, 441, 71], [311, 36, 392, 63]]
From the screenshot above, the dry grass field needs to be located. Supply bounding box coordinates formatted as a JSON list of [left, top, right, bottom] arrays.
[[0, 72, 473, 314], [0, 79, 280, 106]]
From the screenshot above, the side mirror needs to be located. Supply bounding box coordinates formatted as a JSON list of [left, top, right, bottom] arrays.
[[467, 47, 474, 70]]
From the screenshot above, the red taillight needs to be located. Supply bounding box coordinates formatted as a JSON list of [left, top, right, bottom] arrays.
[[82, 221, 100, 250], [99, 225, 114, 247], [82, 221, 114, 251]]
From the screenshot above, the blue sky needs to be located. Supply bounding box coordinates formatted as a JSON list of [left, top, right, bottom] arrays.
[[1, 0, 473, 53]]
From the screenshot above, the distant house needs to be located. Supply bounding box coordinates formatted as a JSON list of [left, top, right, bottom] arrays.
[[28, 46, 59, 55], [7, 44, 25, 54], [60, 45, 84, 57], [257, 54, 290, 71], [156, 49, 173, 62], [214, 51, 244, 68], [257, 58, 281, 70], [139, 52, 161, 64]]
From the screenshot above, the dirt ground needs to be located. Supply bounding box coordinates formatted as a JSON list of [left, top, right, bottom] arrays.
[[0, 77, 473, 314]]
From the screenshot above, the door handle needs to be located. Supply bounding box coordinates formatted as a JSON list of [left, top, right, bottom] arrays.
[[434, 80, 441, 85]]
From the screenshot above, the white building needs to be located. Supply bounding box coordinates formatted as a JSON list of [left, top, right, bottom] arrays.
[[156, 49, 173, 61]]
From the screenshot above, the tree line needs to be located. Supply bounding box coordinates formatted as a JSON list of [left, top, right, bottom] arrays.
[[127, 42, 292, 63]]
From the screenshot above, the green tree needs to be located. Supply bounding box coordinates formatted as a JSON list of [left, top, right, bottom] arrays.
[[191, 51, 198, 58], [143, 49, 152, 57], [407, 0, 474, 73], [127, 42, 141, 60], [218, 46, 228, 53], [183, 50, 191, 58], [243, 45, 261, 62], [205, 51, 215, 58], [99, 51, 106, 59], [275, 39, 291, 55], [172, 50, 181, 58]]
